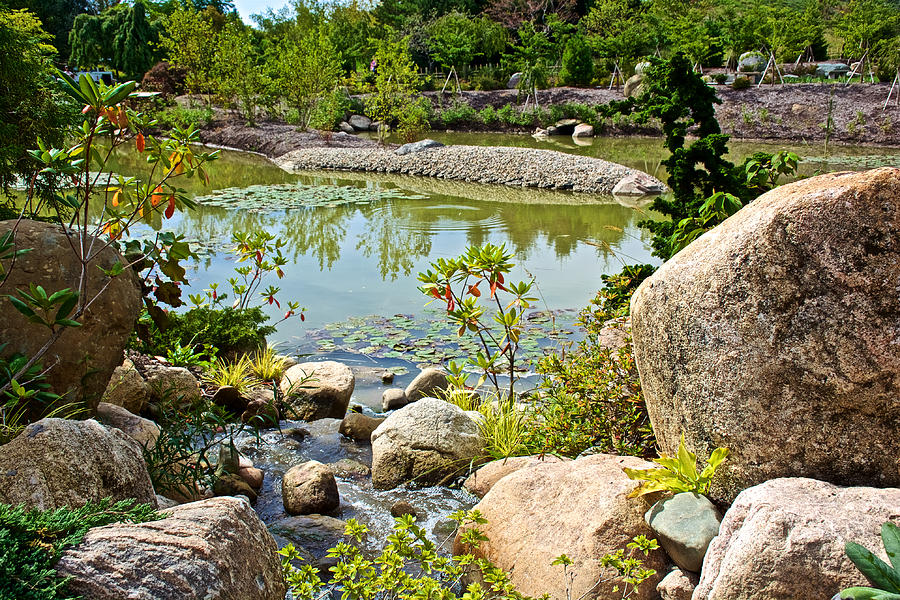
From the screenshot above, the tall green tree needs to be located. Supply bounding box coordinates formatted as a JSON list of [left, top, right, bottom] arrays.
[[0, 8, 75, 201], [214, 21, 266, 125], [159, 4, 219, 95], [558, 33, 593, 85], [5, 0, 89, 58], [366, 36, 429, 141]]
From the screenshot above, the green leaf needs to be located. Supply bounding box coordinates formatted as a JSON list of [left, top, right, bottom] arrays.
[[8, 295, 38, 320], [54, 293, 78, 322], [104, 81, 136, 106], [846, 542, 900, 592], [882, 523, 900, 572], [841, 587, 900, 600]]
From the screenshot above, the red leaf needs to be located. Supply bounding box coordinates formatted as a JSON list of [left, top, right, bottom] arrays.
[[490, 281, 498, 298], [445, 284, 452, 300], [430, 289, 442, 299], [497, 273, 505, 284], [136, 133, 145, 153], [164, 196, 175, 219], [300, 313, 305, 322], [468, 284, 481, 297]]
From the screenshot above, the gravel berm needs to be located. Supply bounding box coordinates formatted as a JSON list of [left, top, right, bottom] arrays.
[[274, 144, 662, 195]]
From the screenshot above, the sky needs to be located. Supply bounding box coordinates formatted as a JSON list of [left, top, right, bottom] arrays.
[[233, 0, 292, 23]]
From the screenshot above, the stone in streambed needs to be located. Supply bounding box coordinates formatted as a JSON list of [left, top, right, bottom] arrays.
[[280, 361, 354, 421], [282, 460, 340, 515], [339, 412, 384, 441], [404, 368, 450, 402], [382, 388, 408, 411]]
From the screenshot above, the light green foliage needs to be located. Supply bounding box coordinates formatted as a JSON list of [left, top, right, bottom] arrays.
[[623, 435, 730, 498], [0, 8, 75, 198], [584, 0, 655, 63], [249, 345, 289, 382], [159, 5, 219, 96], [280, 511, 529, 600], [202, 355, 262, 394], [268, 19, 343, 128], [213, 22, 268, 126], [0, 498, 161, 600], [418, 243, 537, 401], [835, 0, 899, 58], [554, 536, 659, 600], [841, 522, 900, 599], [670, 191, 742, 254], [366, 36, 428, 141]]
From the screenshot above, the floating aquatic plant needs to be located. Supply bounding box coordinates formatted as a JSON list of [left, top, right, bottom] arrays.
[[194, 182, 427, 211]]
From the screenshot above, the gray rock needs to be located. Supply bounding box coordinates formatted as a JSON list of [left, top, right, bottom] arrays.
[[738, 51, 766, 72], [56, 497, 285, 600], [237, 465, 264, 490], [545, 125, 560, 136], [0, 220, 141, 414], [382, 388, 408, 411], [551, 119, 579, 135], [144, 364, 200, 406], [532, 128, 549, 138], [381, 371, 395, 384], [371, 398, 484, 489], [328, 458, 370, 479], [95, 402, 160, 449], [101, 358, 150, 414], [0, 418, 157, 510], [404, 368, 450, 402], [694, 478, 900, 599], [816, 62, 851, 78], [395, 139, 444, 155], [658, 567, 699, 600], [280, 361, 354, 421], [339, 412, 384, 441], [645, 492, 721, 573], [338, 121, 355, 134], [507, 72, 521, 89], [213, 472, 257, 502], [348, 114, 372, 131], [572, 123, 594, 138], [631, 168, 900, 503], [282, 460, 340, 514], [612, 172, 666, 196]]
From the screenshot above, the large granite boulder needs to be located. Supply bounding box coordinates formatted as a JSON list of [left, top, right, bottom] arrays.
[[144, 363, 201, 407], [0, 418, 157, 510], [371, 398, 484, 489], [56, 496, 285, 600], [455, 454, 666, 600], [694, 478, 900, 599], [0, 220, 141, 413], [631, 168, 900, 503], [280, 361, 354, 421]]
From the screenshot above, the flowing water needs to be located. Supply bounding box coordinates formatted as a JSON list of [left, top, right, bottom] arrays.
[[105, 135, 900, 551]]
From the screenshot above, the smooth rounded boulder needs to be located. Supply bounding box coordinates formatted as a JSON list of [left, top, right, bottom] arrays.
[[282, 460, 340, 515], [101, 358, 151, 414], [371, 398, 484, 489], [631, 168, 900, 502], [0, 220, 141, 413], [95, 402, 160, 449], [0, 418, 157, 510], [55, 496, 285, 600], [463, 455, 569, 498], [694, 478, 900, 599], [404, 368, 450, 402], [280, 361, 355, 421], [454, 454, 666, 600]]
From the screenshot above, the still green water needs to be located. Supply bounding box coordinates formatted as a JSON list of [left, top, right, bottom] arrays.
[[106, 135, 900, 360]]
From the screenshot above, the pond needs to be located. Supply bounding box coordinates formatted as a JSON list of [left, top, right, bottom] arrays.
[[106, 134, 900, 406]]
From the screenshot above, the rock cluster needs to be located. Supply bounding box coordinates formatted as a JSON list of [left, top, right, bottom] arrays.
[[275, 145, 664, 195]]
